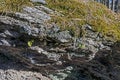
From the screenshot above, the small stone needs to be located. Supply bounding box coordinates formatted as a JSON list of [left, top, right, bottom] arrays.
[[55, 61, 62, 65], [66, 66, 73, 71], [30, 46, 44, 53]]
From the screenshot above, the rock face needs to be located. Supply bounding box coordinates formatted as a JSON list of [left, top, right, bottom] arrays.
[[70, 42, 120, 80], [0, 1, 120, 80], [0, 70, 50, 80]]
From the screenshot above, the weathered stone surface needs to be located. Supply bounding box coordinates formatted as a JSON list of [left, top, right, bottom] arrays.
[[48, 30, 72, 43], [30, 0, 46, 4], [0, 69, 50, 80], [75, 24, 110, 54], [16, 6, 51, 24], [0, 39, 11, 46], [35, 6, 54, 14], [4, 30, 20, 38], [64, 42, 120, 80]]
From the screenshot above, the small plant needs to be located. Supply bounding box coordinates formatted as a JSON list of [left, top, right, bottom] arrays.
[[27, 39, 34, 47], [78, 43, 85, 49]]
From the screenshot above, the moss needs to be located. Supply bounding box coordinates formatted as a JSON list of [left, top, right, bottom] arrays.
[[0, 0, 32, 12], [46, 0, 120, 41]]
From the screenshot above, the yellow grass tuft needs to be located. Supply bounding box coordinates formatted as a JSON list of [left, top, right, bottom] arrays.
[[0, 0, 32, 12]]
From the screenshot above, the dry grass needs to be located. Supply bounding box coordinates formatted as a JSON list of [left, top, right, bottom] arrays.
[[0, 0, 32, 12], [46, 0, 120, 41], [0, 0, 120, 41]]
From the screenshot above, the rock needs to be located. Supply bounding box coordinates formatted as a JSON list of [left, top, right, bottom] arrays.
[[0, 39, 11, 46], [36, 6, 54, 14], [55, 61, 62, 65], [46, 24, 60, 34], [30, 0, 46, 4], [75, 24, 111, 56], [4, 30, 20, 38], [48, 31, 72, 43], [15, 6, 51, 24], [0, 33, 6, 38], [0, 16, 46, 37], [65, 42, 120, 80], [47, 53, 61, 61], [0, 53, 51, 80], [21, 25, 45, 37], [30, 46, 48, 55], [0, 69, 50, 80], [82, 24, 98, 39], [49, 48, 66, 53], [49, 66, 73, 80]]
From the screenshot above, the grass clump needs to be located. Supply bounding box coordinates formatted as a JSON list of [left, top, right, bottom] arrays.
[[0, 0, 32, 12], [46, 0, 120, 41]]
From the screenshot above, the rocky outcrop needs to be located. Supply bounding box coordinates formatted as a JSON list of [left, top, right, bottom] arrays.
[[66, 42, 120, 80], [0, 1, 120, 80], [0, 69, 50, 80]]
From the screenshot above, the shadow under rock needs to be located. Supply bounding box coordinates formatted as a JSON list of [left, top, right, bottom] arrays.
[[0, 53, 28, 71], [0, 45, 52, 76]]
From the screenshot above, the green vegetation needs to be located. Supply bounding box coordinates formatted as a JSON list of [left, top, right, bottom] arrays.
[[0, 0, 32, 12], [27, 39, 34, 47], [46, 0, 120, 41], [78, 43, 85, 49]]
